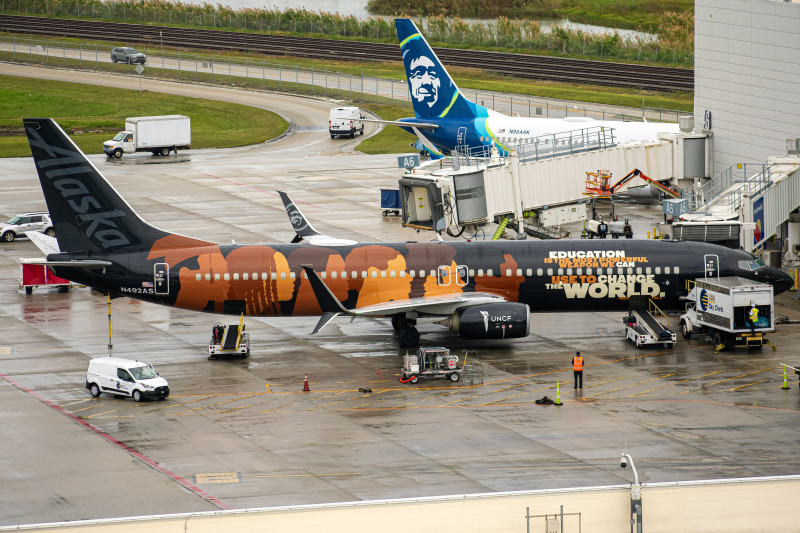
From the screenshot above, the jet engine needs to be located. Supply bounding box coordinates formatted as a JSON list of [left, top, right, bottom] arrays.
[[442, 302, 530, 339]]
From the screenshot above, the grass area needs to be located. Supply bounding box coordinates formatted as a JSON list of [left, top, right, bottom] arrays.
[[0, 74, 288, 157]]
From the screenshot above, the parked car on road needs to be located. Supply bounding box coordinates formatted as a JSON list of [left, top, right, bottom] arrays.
[[1, 212, 54, 242], [111, 47, 146, 65]]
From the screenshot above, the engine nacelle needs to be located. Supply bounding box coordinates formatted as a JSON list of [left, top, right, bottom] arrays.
[[443, 302, 530, 339]]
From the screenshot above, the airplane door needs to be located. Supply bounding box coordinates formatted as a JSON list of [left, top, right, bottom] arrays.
[[437, 265, 451, 286], [455, 265, 469, 286], [457, 127, 467, 149], [154, 263, 169, 294], [704, 254, 719, 279]]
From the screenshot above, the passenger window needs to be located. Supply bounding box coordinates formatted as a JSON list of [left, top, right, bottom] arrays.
[[576, 268, 582, 275], [487, 269, 493, 277], [399, 271, 406, 278], [371, 271, 377, 279], [362, 271, 367, 279], [243, 273, 249, 280], [430, 270, 436, 277], [196, 273, 201, 281], [290, 272, 296, 280], [215, 273, 220, 281], [381, 271, 386, 278], [537, 268, 543, 276], [586, 268, 592, 275], [320, 272, 326, 279], [224, 273, 230, 281], [253, 272, 258, 280], [636, 268, 641, 275], [331, 271, 338, 279], [477, 269, 483, 277], [390, 270, 396, 278], [204, 273, 210, 281], [617, 268, 623, 275], [567, 268, 572, 275], [655, 267, 661, 275], [557, 269, 563, 275], [627, 268, 633, 274], [674, 266, 680, 274], [352, 271, 357, 279], [646, 267, 651, 274], [342, 271, 347, 279], [516, 269, 522, 276], [526, 268, 532, 276], [665, 267, 671, 274], [469, 269, 475, 277], [547, 268, 553, 276], [233, 273, 239, 280], [270, 272, 276, 280], [507, 269, 513, 277], [280, 272, 286, 280], [410, 270, 416, 278]]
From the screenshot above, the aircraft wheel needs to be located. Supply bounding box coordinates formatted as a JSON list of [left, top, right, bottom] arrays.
[[391, 316, 404, 332], [398, 326, 420, 347], [681, 320, 692, 339], [132, 390, 143, 403], [89, 383, 101, 397], [2, 231, 15, 242], [449, 372, 460, 382]]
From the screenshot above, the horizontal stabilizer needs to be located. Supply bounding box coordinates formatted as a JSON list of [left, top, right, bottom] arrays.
[[312, 312, 341, 335], [361, 118, 438, 129], [20, 258, 112, 269], [26, 232, 60, 255]]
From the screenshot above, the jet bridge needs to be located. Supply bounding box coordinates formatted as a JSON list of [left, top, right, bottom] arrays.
[[400, 127, 708, 237], [665, 153, 800, 252]]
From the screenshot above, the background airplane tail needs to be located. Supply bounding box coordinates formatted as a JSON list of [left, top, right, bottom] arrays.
[[395, 18, 493, 120], [23, 118, 209, 255]]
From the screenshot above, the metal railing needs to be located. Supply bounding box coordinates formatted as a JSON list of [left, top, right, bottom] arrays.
[[686, 163, 773, 212], [451, 126, 616, 168]]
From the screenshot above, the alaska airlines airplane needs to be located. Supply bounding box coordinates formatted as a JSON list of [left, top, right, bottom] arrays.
[[386, 19, 681, 157], [23, 118, 791, 346]]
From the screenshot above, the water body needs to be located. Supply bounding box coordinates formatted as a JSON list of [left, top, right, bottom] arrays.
[[215, 0, 652, 39]]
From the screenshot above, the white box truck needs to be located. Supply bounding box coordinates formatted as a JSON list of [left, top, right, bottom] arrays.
[[679, 276, 775, 352], [329, 107, 364, 138], [103, 115, 191, 158]]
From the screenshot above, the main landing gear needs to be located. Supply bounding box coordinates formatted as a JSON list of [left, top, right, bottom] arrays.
[[392, 316, 420, 347]]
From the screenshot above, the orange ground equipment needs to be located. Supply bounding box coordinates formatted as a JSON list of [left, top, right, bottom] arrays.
[[584, 168, 680, 199]]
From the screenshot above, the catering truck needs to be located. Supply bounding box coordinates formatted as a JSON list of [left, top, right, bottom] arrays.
[[679, 276, 775, 352], [103, 115, 191, 158]]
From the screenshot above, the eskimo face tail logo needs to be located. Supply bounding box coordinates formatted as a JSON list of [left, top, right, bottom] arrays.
[[480, 310, 489, 332], [285, 202, 308, 233], [409, 55, 440, 108]]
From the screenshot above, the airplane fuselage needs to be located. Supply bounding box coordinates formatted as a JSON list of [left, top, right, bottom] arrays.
[[52, 239, 791, 318]]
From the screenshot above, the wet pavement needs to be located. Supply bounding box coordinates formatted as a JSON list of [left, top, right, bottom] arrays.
[[3, 87, 800, 526]]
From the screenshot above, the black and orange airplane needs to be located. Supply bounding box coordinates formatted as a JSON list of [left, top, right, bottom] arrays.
[[23, 118, 794, 346]]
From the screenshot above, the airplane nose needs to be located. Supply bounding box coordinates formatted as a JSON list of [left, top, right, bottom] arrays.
[[770, 267, 795, 294]]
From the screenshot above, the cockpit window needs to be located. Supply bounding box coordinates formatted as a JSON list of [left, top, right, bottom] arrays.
[[738, 259, 766, 271]]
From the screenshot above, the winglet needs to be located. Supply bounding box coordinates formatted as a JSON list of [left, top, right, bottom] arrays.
[[278, 191, 322, 243], [277, 192, 357, 246], [301, 264, 356, 335]]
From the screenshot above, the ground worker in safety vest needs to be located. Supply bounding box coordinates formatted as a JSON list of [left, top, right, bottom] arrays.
[[572, 351, 584, 389], [749, 303, 759, 332]]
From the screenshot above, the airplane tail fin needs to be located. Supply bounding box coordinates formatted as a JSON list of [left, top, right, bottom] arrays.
[[395, 18, 494, 120], [23, 118, 211, 255]]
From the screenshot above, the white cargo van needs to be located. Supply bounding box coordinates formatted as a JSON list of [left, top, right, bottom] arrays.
[[86, 357, 169, 402], [329, 107, 365, 138]]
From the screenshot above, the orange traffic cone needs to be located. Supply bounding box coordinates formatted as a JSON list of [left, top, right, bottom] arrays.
[[303, 373, 310, 392]]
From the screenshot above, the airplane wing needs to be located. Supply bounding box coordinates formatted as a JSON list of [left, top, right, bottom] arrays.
[[300, 265, 506, 333], [278, 191, 357, 246]]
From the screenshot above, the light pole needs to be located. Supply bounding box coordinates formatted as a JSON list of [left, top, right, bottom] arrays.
[[621, 452, 643, 533]]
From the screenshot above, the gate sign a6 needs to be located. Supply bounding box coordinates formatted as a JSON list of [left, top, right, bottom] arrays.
[[397, 155, 420, 169]]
